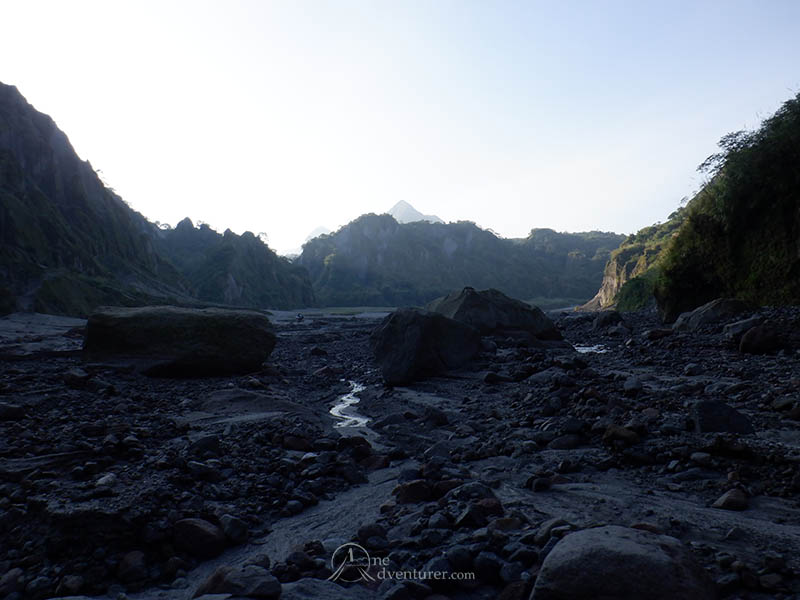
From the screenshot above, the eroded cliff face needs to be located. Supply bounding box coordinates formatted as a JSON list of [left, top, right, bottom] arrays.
[[580, 246, 652, 310], [579, 208, 687, 312], [580, 258, 625, 311]]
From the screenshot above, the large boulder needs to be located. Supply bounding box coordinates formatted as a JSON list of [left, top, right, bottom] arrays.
[[739, 323, 782, 354], [672, 298, 749, 331], [530, 526, 715, 600], [370, 308, 480, 385], [723, 316, 762, 343], [691, 400, 755, 434], [174, 518, 227, 558], [84, 306, 276, 376], [426, 287, 561, 340]]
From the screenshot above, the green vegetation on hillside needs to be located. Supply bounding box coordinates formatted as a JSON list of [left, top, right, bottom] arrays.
[[654, 93, 800, 320], [591, 207, 687, 311], [587, 93, 800, 317], [299, 214, 624, 307]]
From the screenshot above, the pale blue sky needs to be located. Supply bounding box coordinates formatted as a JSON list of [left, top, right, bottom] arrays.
[[2, 0, 798, 253]]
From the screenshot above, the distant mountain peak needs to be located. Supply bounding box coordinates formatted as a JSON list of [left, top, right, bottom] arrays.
[[387, 201, 443, 224]]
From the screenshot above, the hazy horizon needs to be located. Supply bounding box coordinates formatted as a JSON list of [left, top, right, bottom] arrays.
[[3, 0, 799, 254]]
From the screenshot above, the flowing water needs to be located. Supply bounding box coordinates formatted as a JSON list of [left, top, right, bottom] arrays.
[[329, 381, 369, 428], [574, 343, 608, 354]]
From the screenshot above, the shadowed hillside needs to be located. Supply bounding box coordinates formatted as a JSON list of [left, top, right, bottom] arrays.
[[0, 82, 191, 315], [0, 82, 314, 315], [158, 218, 314, 309]]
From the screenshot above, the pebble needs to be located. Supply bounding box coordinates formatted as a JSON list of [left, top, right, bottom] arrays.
[[548, 434, 582, 450], [691, 400, 755, 434], [689, 452, 712, 466], [623, 376, 643, 394], [220, 514, 249, 544], [173, 518, 227, 558], [188, 435, 222, 457], [0, 402, 24, 421], [759, 572, 783, 590], [285, 500, 304, 515], [712, 489, 749, 511], [602, 424, 640, 446], [0, 568, 24, 596], [428, 512, 451, 529], [95, 473, 117, 487], [535, 518, 569, 546], [63, 367, 91, 388], [117, 550, 147, 582], [683, 363, 703, 376], [455, 504, 488, 528], [56, 574, 84, 595], [473, 551, 503, 582], [392, 479, 432, 504], [445, 545, 473, 571]]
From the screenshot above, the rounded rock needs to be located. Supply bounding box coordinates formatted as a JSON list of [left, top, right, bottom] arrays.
[[531, 525, 714, 599]]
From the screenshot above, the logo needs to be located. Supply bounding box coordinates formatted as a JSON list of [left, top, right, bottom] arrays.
[[326, 542, 476, 584], [327, 542, 377, 582]]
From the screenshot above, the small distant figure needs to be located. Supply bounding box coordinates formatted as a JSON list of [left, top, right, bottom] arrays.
[[296, 313, 304, 322]]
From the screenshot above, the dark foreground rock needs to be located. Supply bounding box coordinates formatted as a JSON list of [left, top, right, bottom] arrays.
[[4, 305, 800, 600], [691, 400, 755, 434], [531, 526, 715, 600], [739, 323, 782, 354], [84, 305, 276, 376], [427, 287, 562, 340], [370, 308, 480, 384]]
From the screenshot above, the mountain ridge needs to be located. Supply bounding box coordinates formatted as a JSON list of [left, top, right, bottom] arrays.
[[298, 213, 624, 307], [0, 82, 314, 315]]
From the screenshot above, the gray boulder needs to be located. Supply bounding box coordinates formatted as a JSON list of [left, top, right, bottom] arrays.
[[426, 287, 561, 340], [691, 400, 755, 434], [672, 298, 749, 331], [174, 518, 227, 558], [723, 316, 762, 343], [592, 310, 623, 331], [370, 308, 480, 385], [84, 306, 276, 376], [739, 324, 782, 354], [530, 525, 715, 600]]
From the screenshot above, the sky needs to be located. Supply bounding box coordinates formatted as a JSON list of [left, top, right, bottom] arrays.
[[2, 1, 799, 254]]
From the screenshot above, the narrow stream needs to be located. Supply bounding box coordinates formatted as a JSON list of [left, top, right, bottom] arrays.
[[330, 381, 369, 428], [574, 343, 608, 354]]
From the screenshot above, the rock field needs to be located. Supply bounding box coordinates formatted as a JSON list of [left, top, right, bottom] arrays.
[[1, 303, 800, 600]]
